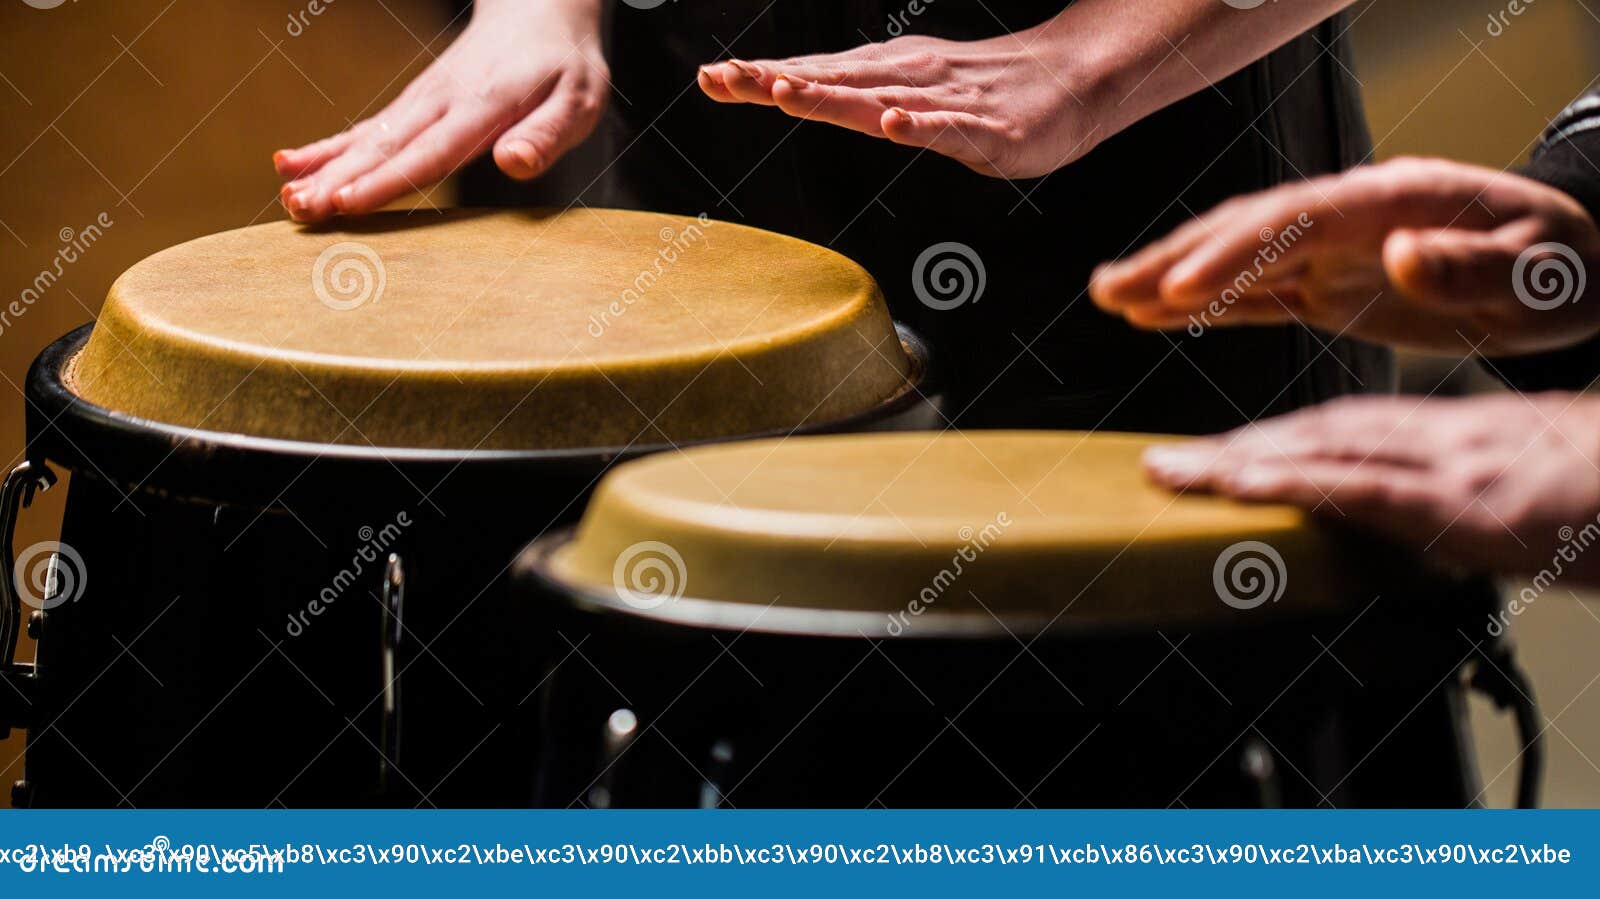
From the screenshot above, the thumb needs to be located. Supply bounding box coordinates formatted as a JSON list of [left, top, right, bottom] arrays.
[[1381, 226, 1523, 308]]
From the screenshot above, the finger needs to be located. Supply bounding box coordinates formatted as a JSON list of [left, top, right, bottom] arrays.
[[1118, 286, 1305, 330], [1092, 211, 1255, 309], [697, 64, 737, 103], [1155, 185, 1330, 300], [881, 107, 1005, 171], [1143, 397, 1441, 491], [330, 108, 503, 215], [1214, 459, 1454, 546], [284, 102, 449, 221], [493, 85, 601, 180], [274, 127, 362, 180], [714, 60, 779, 106], [772, 77, 935, 137], [1155, 161, 1515, 302], [1383, 226, 1525, 309]]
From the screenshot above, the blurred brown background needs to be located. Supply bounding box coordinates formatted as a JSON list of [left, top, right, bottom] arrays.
[[0, 0, 1596, 807]]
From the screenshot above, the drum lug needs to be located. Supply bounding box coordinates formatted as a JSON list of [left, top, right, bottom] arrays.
[[10, 779, 33, 808], [0, 460, 55, 739], [699, 739, 735, 809], [1239, 736, 1282, 809], [377, 553, 405, 800], [587, 708, 638, 809]]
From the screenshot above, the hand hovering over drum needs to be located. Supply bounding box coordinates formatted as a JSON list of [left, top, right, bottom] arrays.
[[1091, 157, 1600, 356], [696, 0, 1359, 178], [1143, 393, 1600, 584], [273, 0, 608, 222]]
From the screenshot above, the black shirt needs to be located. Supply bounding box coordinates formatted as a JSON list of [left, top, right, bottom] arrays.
[[1493, 88, 1600, 392], [467, 3, 1390, 434]]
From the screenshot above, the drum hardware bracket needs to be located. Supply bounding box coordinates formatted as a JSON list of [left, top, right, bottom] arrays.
[[0, 461, 56, 739], [1468, 640, 1543, 809]]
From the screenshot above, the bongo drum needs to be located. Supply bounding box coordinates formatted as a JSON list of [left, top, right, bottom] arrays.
[[519, 431, 1522, 808], [0, 208, 938, 808]]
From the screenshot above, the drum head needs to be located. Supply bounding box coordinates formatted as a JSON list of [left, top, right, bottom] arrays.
[[67, 208, 914, 450], [530, 431, 1390, 633]]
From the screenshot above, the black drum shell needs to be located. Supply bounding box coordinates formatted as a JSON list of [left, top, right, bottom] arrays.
[[518, 533, 1503, 809], [16, 323, 941, 808]]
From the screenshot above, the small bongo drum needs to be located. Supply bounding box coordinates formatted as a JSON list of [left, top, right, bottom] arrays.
[[1, 208, 937, 807], [519, 431, 1523, 808]]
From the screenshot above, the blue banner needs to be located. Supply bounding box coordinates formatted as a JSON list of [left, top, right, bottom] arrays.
[[0, 810, 1591, 896]]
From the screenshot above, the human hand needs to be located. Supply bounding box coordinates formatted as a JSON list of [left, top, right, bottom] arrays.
[[695, 32, 1099, 179], [1143, 392, 1600, 582], [1091, 157, 1600, 357], [273, 0, 608, 222]]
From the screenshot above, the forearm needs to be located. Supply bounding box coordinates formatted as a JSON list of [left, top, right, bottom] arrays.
[[1040, 0, 1357, 140]]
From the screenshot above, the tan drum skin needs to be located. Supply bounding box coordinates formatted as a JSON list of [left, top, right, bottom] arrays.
[[550, 431, 1376, 625], [68, 208, 913, 450]]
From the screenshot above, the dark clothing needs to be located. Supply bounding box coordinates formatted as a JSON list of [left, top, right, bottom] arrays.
[[468, 4, 1391, 433], [1495, 88, 1600, 392]]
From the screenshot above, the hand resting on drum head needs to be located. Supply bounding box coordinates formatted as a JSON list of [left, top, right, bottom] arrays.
[[1141, 393, 1600, 587], [274, 0, 608, 222]]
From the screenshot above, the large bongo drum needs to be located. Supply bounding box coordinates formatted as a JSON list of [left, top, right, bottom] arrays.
[[0, 208, 937, 807], [519, 431, 1527, 808]]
